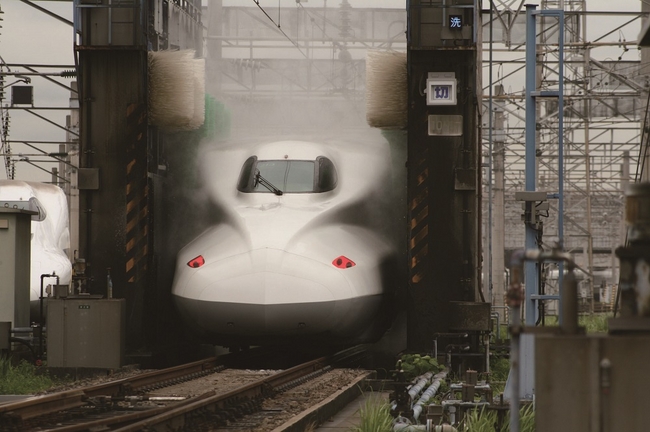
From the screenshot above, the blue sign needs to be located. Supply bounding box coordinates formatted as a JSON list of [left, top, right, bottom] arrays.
[[450, 15, 463, 30], [433, 85, 452, 100], [426, 77, 457, 105]]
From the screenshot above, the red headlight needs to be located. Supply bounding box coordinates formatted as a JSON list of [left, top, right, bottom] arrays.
[[332, 256, 355, 269], [187, 255, 205, 268]]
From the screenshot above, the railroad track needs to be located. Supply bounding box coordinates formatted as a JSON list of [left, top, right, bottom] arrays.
[[0, 345, 373, 432]]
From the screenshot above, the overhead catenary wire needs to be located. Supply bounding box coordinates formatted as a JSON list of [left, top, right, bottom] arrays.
[[252, 0, 308, 58], [250, 0, 366, 121]]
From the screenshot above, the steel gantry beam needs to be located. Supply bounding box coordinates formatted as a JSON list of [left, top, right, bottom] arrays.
[[481, 0, 645, 317]]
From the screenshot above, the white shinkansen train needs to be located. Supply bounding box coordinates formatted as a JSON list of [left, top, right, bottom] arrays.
[[171, 133, 405, 348]]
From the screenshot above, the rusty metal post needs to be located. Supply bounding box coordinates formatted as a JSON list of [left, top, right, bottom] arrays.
[[561, 264, 579, 334], [506, 249, 525, 432]]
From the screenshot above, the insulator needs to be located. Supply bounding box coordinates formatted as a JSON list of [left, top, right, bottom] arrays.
[[338, 0, 352, 39], [61, 70, 77, 78]]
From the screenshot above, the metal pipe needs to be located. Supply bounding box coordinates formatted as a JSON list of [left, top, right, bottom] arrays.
[[11, 327, 36, 334], [508, 243, 578, 431], [394, 424, 458, 432], [485, 329, 490, 374], [9, 337, 37, 361], [413, 370, 448, 421], [394, 423, 426, 431], [448, 405, 457, 426], [408, 372, 434, 401], [507, 248, 525, 432], [521, 247, 580, 333], [561, 264, 579, 334], [492, 305, 509, 322], [509, 305, 521, 432], [491, 312, 501, 340], [39, 272, 59, 360]]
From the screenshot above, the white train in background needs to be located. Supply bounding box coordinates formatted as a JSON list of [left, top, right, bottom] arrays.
[[0, 180, 72, 320], [171, 132, 406, 348]]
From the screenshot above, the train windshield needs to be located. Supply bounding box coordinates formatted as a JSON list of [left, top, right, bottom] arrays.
[[238, 156, 337, 194], [255, 161, 314, 193]]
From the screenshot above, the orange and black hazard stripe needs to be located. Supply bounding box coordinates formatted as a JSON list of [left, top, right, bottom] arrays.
[[125, 103, 149, 284], [408, 147, 429, 284]]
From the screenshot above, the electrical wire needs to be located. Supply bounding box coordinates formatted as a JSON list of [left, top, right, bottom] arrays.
[[249, 0, 354, 98], [251, 0, 309, 58]]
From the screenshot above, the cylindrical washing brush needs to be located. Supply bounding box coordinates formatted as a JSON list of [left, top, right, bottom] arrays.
[[148, 50, 206, 132], [365, 50, 408, 130]]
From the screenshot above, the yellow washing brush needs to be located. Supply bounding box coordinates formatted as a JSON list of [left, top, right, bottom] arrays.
[[365, 50, 407, 130], [148, 50, 205, 131]]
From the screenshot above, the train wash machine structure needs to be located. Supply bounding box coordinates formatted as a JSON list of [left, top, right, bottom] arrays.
[[58, 1, 204, 368], [404, 1, 487, 365]]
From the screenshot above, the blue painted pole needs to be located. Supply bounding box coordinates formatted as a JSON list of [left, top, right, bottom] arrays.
[[524, 4, 537, 327]]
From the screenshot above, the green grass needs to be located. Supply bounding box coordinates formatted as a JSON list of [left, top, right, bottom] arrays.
[[544, 313, 611, 333], [490, 357, 510, 382], [489, 356, 510, 396], [396, 354, 442, 381], [463, 405, 534, 432], [0, 357, 57, 394], [497, 313, 611, 338], [463, 407, 498, 432], [352, 398, 535, 432], [349, 395, 393, 432], [496, 324, 510, 340]]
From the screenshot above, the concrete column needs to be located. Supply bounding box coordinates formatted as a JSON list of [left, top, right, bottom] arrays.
[[493, 84, 506, 316], [67, 82, 80, 262]]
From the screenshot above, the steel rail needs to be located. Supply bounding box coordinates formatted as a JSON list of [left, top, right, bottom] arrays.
[[0, 390, 86, 422], [1, 346, 360, 431], [110, 356, 330, 432], [0, 356, 222, 422], [83, 357, 222, 397], [41, 391, 216, 432]]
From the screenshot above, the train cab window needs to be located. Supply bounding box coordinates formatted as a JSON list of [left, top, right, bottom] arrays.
[[237, 156, 257, 191], [315, 156, 337, 192], [255, 161, 315, 193], [237, 156, 337, 194]]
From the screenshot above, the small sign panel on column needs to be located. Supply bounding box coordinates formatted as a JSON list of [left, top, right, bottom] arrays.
[[426, 73, 457, 106], [428, 115, 463, 136]]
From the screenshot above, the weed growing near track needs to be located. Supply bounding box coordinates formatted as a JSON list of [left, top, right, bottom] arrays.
[[353, 398, 536, 432], [489, 356, 510, 395], [0, 358, 57, 394], [544, 312, 611, 333], [463, 404, 534, 431], [396, 353, 443, 381], [350, 394, 393, 432]]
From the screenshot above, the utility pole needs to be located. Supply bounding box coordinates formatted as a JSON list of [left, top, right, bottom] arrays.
[[584, 42, 594, 314], [493, 84, 506, 317]]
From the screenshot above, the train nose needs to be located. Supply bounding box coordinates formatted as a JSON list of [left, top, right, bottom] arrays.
[[173, 248, 355, 337]]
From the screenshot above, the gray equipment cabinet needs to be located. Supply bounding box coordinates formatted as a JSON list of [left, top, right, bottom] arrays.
[[536, 333, 650, 432], [0, 208, 34, 329], [47, 298, 125, 369]]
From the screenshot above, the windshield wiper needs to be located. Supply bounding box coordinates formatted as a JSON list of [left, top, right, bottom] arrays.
[[254, 170, 283, 196]]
